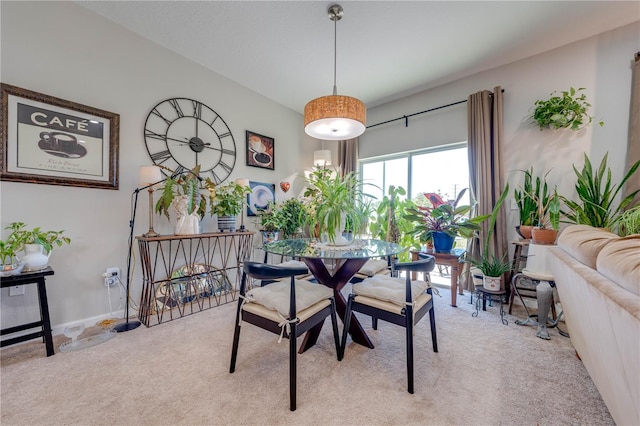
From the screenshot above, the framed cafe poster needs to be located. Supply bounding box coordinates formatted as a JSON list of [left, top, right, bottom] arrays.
[[0, 83, 119, 189]]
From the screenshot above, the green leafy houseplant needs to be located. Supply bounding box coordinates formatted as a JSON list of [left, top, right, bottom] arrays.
[[463, 184, 512, 277], [531, 87, 603, 131], [257, 201, 283, 232], [405, 188, 486, 242], [612, 205, 640, 236], [278, 198, 308, 239], [4, 222, 71, 255], [514, 167, 542, 227], [303, 167, 370, 243], [561, 152, 640, 230], [155, 165, 215, 219], [210, 181, 250, 217], [368, 186, 417, 262]]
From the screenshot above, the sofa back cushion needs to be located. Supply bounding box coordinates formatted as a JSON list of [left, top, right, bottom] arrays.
[[557, 225, 619, 269], [596, 235, 640, 296]]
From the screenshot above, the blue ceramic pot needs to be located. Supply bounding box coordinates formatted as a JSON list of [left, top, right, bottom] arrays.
[[432, 231, 455, 253]]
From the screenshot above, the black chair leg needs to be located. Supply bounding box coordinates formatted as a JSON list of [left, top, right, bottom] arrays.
[[372, 317, 378, 330], [229, 301, 243, 373], [289, 323, 297, 411], [429, 306, 438, 352], [330, 299, 342, 361], [406, 314, 414, 394]]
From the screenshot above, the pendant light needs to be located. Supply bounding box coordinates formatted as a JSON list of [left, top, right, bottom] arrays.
[[304, 4, 366, 141]]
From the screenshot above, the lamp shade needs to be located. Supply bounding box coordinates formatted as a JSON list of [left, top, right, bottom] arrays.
[[235, 178, 250, 188], [304, 95, 366, 140], [313, 150, 332, 166], [139, 165, 162, 186]]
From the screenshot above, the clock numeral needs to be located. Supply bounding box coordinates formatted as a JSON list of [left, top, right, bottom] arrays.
[[192, 100, 202, 119], [218, 160, 233, 175], [209, 115, 219, 127], [145, 130, 167, 141], [211, 170, 223, 185], [169, 99, 184, 118], [173, 165, 186, 176], [218, 132, 232, 139], [221, 148, 235, 156], [151, 108, 172, 126], [150, 149, 172, 164]]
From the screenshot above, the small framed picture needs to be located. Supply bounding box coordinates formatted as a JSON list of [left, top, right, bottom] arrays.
[[0, 83, 119, 189], [247, 181, 276, 216], [246, 130, 274, 170]]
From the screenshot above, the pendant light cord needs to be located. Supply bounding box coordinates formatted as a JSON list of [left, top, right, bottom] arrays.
[[333, 15, 338, 96]]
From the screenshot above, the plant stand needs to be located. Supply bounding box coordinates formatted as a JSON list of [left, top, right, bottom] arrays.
[[472, 285, 508, 325]]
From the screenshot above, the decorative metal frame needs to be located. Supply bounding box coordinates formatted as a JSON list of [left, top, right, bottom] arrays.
[[0, 83, 119, 189]]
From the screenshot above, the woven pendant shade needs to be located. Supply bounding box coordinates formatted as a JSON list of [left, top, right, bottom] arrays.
[[304, 95, 366, 140]]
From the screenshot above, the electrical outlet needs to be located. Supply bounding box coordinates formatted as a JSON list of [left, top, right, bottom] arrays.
[[9, 285, 25, 296], [103, 267, 120, 287]]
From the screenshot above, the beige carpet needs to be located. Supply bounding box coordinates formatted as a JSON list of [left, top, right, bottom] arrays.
[[1, 286, 613, 425]]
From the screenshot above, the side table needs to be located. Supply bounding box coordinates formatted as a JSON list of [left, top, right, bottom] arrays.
[[0, 267, 55, 356], [472, 285, 508, 325]]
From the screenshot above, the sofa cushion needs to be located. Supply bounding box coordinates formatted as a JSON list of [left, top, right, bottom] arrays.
[[596, 235, 640, 297], [557, 225, 619, 269]]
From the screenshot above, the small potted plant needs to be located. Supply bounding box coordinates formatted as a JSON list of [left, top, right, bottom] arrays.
[[257, 201, 283, 243], [513, 167, 545, 239], [278, 198, 308, 240], [463, 184, 512, 291], [405, 189, 486, 253], [530, 87, 603, 131], [4, 221, 71, 271], [210, 181, 250, 232], [527, 183, 561, 245]]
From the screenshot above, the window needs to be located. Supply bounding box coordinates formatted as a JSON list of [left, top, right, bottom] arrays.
[[359, 142, 469, 203]]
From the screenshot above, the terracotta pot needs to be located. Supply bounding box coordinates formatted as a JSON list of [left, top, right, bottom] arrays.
[[519, 225, 533, 240], [531, 228, 558, 245]]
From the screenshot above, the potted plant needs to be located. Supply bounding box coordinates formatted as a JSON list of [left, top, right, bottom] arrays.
[[257, 201, 283, 243], [405, 189, 486, 253], [612, 205, 640, 236], [463, 184, 512, 291], [278, 198, 308, 239], [513, 167, 543, 239], [210, 180, 250, 232], [303, 167, 370, 245], [155, 165, 215, 220], [368, 185, 417, 261], [561, 152, 640, 231], [4, 221, 71, 271], [530, 87, 604, 131], [527, 183, 561, 245]]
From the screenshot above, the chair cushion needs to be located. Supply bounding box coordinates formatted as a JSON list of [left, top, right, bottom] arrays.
[[275, 259, 307, 269], [353, 275, 430, 306], [358, 259, 389, 276], [354, 292, 432, 315], [245, 279, 332, 317], [242, 299, 331, 324]]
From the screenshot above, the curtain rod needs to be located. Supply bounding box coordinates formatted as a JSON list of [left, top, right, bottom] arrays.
[[366, 88, 505, 129]]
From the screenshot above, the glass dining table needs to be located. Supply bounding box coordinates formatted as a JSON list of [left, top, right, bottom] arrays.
[[263, 238, 405, 353]]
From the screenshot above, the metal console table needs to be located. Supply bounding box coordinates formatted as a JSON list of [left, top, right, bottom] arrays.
[[0, 267, 55, 356], [137, 232, 254, 327]]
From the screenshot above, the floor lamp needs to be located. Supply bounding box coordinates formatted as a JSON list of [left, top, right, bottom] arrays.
[[114, 166, 164, 333]]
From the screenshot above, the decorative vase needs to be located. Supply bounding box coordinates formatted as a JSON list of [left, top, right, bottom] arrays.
[[432, 231, 455, 253], [218, 215, 237, 232], [261, 230, 279, 244], [482, 275, 501, 291], [20, 244, 51, 271], [326, 213, 350, 246], [173, 195, 201, 235], [531, 228, 557, 245]]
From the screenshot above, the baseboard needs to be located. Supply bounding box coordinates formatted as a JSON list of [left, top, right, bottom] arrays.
[[51, 310, 124, 336]]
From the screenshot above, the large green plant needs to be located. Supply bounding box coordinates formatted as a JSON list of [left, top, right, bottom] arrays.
[[155, 165, 215, 219], [257, 201, 283, 232], [209, 181, 250, 217], [3, 222, 71, 256], [463, 185, 512, 276], [368, 186, 417, 261], [405, 188, 486, 241], [531, 87, 603, 131], [303, 167, 370, 243], [279, 198, 308, 239], [561, 153, 640, 230], [514, 168, 542, 226]]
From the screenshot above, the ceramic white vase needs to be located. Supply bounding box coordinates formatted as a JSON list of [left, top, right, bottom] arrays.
[[482, 275, 501, 291], [173, 195, 201, 235], [20, 244, 51, 271]]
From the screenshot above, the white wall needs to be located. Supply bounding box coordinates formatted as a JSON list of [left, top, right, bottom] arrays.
[[361, 21, 639, 241], [0, 2, 319, 331]]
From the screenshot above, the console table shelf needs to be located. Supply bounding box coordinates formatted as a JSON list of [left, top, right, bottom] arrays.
[[137, 232, 254, 327]]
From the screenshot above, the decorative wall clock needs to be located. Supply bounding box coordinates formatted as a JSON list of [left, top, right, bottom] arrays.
[[144, 97, 236, 184]]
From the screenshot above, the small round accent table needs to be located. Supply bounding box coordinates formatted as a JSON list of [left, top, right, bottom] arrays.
[[473, 285, 508, 325]]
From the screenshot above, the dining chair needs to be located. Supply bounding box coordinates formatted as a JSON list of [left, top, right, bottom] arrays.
[[350, 257, 393, 284], [341, 253, 437, 394], [229, 261, 341, 411]]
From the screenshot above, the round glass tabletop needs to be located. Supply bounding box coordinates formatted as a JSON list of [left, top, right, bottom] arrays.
[[263, 238, 405, 260]]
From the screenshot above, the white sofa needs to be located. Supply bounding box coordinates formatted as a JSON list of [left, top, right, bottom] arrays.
[[548, 225, 640, 426]]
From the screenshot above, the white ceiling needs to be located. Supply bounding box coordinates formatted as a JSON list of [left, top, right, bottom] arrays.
[[77, 1, 640, 114]]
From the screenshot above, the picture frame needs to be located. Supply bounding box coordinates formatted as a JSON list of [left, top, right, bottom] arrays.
[[1, 83, 119, 189], [246, 130, 274, 170], [247, 181, 276, 217]]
